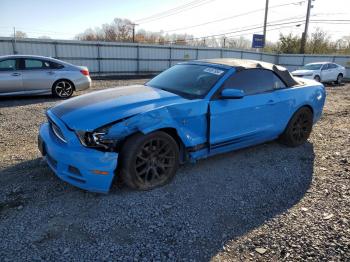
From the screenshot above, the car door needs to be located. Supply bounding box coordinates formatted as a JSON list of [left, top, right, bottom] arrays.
[[19, 58, 57, 93], [328, 63, 339, 81], [209, 69, 286, 151], [0, 58, 23, 93], [320, 63, 333, 81]]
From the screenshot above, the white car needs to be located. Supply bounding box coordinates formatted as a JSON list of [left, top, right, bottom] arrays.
[[292, 62, 346, 84]]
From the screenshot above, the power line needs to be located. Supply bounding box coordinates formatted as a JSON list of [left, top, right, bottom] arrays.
[[141, 19, 306, 45], [162, 0, 306, 33], [166, 19, 350, 45], [135, 0, 206, 22], [163, 23, 304, 46], [135, 0, 215, 24]]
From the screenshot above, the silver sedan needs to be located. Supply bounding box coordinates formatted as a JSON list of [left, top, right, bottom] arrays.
[[0, 55, 91, 98]]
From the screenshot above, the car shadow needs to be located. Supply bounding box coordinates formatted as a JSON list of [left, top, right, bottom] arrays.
[[0, 141, 314, 260], [0, 95, 62, 108]]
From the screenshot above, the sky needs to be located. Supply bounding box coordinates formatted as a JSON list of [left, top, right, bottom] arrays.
[[0, 0, 349, 43]]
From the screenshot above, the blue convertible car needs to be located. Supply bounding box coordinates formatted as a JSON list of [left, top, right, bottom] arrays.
[[38, 59, 326, 193]]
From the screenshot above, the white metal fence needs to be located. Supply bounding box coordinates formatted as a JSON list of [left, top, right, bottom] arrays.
[[1, 37, 349, 78]]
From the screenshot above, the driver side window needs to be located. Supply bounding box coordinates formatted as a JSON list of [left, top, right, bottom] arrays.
[[223, 69, 285, 95]]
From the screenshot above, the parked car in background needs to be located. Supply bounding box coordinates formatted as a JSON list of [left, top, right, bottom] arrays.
[[0, 55, 91, 98], [38, 59, 326, 193], [291, 62, 346, 84]]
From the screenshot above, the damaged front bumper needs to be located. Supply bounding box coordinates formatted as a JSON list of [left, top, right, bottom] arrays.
[[38, 116, 118, 193]]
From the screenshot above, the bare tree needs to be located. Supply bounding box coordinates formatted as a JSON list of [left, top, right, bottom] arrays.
[[14, 30, 27, 39], [307, 28, 335, 54], [38, 35, 51, 39]]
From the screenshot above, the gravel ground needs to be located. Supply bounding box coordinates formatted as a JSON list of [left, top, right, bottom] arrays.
[[0, 80, 349, 261]]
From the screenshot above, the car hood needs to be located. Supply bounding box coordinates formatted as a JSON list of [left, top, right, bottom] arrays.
[[291, 69, 315, 75], [50, 85, 186, 131]]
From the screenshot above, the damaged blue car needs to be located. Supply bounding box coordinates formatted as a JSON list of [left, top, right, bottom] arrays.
[[38, 59, 326, 193]]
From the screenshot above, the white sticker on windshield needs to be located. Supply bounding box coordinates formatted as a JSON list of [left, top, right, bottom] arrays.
[[203, 67, 224, 75]]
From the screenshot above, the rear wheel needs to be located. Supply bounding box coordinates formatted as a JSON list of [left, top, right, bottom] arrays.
[[120, 131, 179, 190], [280, 107, 313, 147], [336, 74, 343, 85], [314, 75, 321, 82], [52, 80, 74, 98]]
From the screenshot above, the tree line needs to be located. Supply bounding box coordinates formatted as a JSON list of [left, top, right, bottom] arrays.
[[12, 17, 350, 55]]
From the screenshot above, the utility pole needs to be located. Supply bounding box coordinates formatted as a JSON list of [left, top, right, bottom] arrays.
[[131, 23, 138, 43], [300, 0, 312, 54], [263, 0, 269, 47]]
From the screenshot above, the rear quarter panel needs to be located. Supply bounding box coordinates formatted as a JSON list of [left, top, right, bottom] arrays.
[[276, 78, 326, 131], [54, 69, 90, 90]]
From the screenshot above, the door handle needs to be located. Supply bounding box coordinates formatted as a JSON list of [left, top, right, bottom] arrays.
[[11, 72, 21, 76], [47, 71, 55, 75], [267, 99, 276, 105]]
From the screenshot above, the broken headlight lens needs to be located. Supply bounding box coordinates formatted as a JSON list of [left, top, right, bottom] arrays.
[[76, 130, 115, 149]]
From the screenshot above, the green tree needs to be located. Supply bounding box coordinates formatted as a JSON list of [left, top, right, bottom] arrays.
[[276, 33, 301, 54]]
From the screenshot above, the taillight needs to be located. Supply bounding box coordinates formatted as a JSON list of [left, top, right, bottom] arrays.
[[80, 69, 89, 76]]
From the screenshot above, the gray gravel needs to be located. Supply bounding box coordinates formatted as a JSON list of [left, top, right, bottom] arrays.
[[0, 80, 349, 261]]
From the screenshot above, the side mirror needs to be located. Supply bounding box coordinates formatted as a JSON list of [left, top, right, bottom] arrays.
[[220, 88, 245, 99]]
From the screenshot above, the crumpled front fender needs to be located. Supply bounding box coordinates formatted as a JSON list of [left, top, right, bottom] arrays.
[[103, 100, 209, 148]]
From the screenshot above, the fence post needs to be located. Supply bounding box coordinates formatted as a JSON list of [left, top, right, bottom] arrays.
[[137, 44, 140, 75], [240, 51, 243, 59], [196, 47, 199, 60], [53, 42, 58, 59], [169, 46, 172, 68], [97, 43, 101, 75], [12, 39, 17, 54], [220, 48, 223, 58]]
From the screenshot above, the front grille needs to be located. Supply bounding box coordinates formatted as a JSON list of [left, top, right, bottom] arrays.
[[48, 117, 66, 143]]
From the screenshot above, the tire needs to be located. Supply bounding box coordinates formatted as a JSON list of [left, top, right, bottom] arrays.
[[120, 131, 180, 190], [336, 74, 343, 85], [279, 107, 313, 147], [52, 80, 74, 98], [314, 75, 321, 82]]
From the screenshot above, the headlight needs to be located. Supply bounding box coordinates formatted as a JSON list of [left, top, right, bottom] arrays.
[[76, 130, 116, 150]]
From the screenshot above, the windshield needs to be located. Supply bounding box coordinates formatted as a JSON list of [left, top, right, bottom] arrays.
[[146, 64, 226, 98], [301, 64, 323, 70]]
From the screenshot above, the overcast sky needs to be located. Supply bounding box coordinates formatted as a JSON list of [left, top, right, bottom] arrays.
[[0, 0, 349, 42]]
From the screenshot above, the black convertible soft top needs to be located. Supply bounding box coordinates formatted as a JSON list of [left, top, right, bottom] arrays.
[[197, 58, 299, 87]]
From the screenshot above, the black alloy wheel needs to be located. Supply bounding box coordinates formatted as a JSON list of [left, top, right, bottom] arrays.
[[280, 107, 313, 147], [120, 131, 179, 190]]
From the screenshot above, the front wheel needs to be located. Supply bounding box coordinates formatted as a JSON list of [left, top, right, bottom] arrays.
[[314, 75, 321, 82], [52, 80, 74, 98], [279, 107, 313, 147], [120, 131, 180, 190]]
